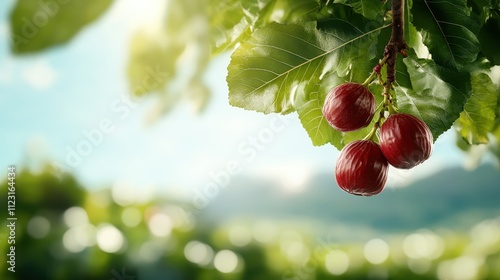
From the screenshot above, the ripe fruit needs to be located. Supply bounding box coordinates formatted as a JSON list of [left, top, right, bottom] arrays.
[[322, 82, 376, 132], [335, 140, 389, 196], [379, 113, 433, 169]]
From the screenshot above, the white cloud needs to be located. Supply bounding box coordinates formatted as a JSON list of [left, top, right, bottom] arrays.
[[22, 59, 58, 90], [250, 161, 315, 194]]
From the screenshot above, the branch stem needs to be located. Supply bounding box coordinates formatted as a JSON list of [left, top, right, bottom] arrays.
[[384, 0, 407, 84], [363, 2, 407, 141]]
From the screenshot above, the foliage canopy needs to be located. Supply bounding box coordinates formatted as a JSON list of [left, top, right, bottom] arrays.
[[8, 0, 500, 163]]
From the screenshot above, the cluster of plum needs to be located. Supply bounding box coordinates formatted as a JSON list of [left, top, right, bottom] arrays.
[[322, 83, 433, 196]]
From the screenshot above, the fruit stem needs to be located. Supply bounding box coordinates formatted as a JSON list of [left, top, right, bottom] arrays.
[[361, 71, 377, 87], [387, 101, 398, 114], [363, 85, 398, 141], [363, 108, 385, 141], [382, 84, 397, 114], [363, 125, 378, 141], [361, 56, 388, 87]]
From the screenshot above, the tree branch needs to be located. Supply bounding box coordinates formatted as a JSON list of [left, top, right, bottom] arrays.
[[384, 0, 408, 84]]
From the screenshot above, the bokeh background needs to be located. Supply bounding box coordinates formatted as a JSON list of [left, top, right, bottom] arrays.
[[1, 0, 500, 279]]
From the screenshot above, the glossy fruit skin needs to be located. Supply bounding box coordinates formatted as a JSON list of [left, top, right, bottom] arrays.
[[379, 113, 433, 169], [335, 140, 389, 196], [322, 83, 376, 132]]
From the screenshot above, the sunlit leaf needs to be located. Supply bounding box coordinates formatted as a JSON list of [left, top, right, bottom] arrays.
[[127, 32, 180, 97], [242, 0, 325, 25], [227, 5, 383, 115], [411, 0, 481, 69], [241, 0, 272, 24], [295, 73, 343, 147], [455, 72, 498, 144], [395, 49, 471, 140], [490, 123, 500, 163], [10, 0, 113, 53], [127, 0, 212, 114], [209, 0, 249, 55], [228, 22, 324, 114], [210, 0, 328, 55], [274, 0, 324, 21]]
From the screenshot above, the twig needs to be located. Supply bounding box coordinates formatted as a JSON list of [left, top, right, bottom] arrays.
[[384, 0, 408, 85]]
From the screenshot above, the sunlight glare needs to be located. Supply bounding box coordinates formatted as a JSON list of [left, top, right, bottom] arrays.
[[96, 224, 125, 253], [325, 250, 350, 275], [214, 250, 239, 273], [184, 241, 214, 266], [364, 239, 389, 265]]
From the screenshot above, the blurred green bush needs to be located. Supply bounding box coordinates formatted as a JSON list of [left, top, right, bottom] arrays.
[[1, 166, 499, 280]]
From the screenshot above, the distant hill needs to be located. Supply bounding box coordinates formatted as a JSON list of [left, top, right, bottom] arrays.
[[198, 164, 500, 236]]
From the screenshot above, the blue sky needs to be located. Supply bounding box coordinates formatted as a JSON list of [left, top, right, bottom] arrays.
[[0, 0, 490, 200]]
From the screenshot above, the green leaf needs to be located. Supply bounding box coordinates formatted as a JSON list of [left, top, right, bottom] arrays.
[[227, 5, 383, 115], [228, 22, 325, 114], [10, 0, 113, 54], [127, 32, 180, 97], [334, 0, 385, 20], [241, 0, 272, 23], [242, 0, 325, 25], [209, 0, 249, 55], [405, 0, 413, 46], [455, 73, 499, 144], [490, 124, 500, 164], [128, 0, 212, 115], [411, 0, 481, 69], [455, 131, 472, 151], [210, 0, 327, 55], [478, 15, 500, 65], [395, 49, 471, 140], [467, 0, 497, 24], [395, 54, 413, 90], [296, 73, 343, 147]]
